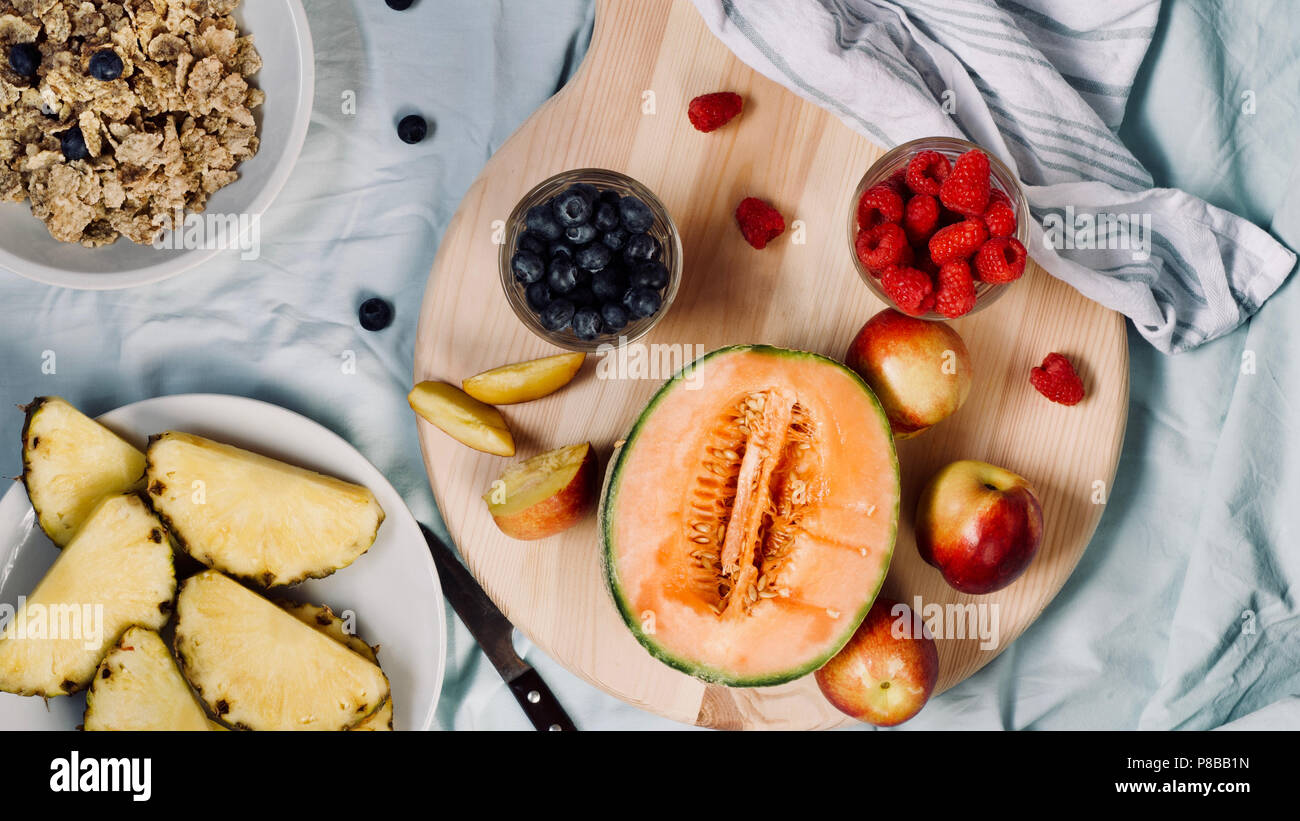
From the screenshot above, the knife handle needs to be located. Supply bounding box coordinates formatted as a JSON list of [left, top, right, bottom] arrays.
[[508, 668, 577, 731]]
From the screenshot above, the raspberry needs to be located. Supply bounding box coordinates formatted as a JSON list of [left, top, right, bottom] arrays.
[[984, 199, 1017, 238], [974, 237, 1027, 283], [857, 222, 910, 271], [928, 218, 987, 265], [934, 260, 977, 318], [688, 92, 743, 132], [735, 197, 785, 249], [880, 265, 934, 316], [883, 170, 910, 197], [903, 194, 940, 244], [905, 150, 950, 196], [939, 149, 991, 217], [857, 185, 904, 230], [1030, 352, 1085, 405], [854, 230, 877, 277]]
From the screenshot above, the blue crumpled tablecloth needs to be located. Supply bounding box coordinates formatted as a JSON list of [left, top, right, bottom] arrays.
[[0, 0, 1296, 730]]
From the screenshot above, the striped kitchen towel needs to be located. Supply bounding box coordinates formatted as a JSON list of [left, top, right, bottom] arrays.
[[690, 0, 1296, 353]]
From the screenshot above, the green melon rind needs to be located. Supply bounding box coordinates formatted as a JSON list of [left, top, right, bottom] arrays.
[[598, 344, 900, 688]]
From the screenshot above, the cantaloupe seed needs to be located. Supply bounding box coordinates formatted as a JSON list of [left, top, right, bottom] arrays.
[[684, 389, 823, 618]]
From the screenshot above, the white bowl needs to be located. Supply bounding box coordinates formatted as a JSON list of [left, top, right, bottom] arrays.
[[0, 1, 315, 290]]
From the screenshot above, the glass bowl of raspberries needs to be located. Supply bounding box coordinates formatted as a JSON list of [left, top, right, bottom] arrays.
[[500, 168, 683, 352], [848, 136, 1029, 319]]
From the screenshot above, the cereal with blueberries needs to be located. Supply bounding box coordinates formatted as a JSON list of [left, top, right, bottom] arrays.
[[0, 0, 263, 246]]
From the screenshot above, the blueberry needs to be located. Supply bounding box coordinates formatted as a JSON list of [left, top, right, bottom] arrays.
[[547, 255, 578, 293], [87, 49, 123, 81], [549, 240, 573, 258], [601, 228, 628, 251], [525, 204, 563, 240], [539, 299, 575, 332], [600, 302, 629, 332], [630, 260, 669, 291], [565, 223, 597, 245], [386, 0, 414, 8], [592, 267, 626, 302], [569, 285, 597, 308], [623, 287, 662, 319], [599, 189, 622, 208], [623, 232, 660, 264], [397, 114, 428, 144], [551, 187, 593, 227], [573, 307, 603, 341], [8, 43, 40, 77], [619, 196, 654, 233], [60, 127, 90, 162], [511, 250, 545, 284], [593, 201, 619, 232], [517, 231, 546, 256], [525, 282, 551, 311], [358, 297, 394, 331], [575, 242, 612, 271]]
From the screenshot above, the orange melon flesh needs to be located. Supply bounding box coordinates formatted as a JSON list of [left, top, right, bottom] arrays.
[[601, 346, 899, 686]]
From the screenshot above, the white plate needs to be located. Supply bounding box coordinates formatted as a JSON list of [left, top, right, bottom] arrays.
[[0, 394, 446, 730], [0, 1, 315, 290]]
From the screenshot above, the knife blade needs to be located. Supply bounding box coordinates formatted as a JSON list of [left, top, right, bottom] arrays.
[[420, 523, 577, 731]]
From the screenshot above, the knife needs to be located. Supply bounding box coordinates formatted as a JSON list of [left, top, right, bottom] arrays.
[[420, 524, 577, 731]]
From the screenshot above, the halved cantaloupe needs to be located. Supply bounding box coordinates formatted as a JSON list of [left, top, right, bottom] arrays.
[[600, 346, 899, 686]]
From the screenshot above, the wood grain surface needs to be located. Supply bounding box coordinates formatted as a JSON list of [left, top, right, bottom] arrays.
[[413, 0, 1128, 729]]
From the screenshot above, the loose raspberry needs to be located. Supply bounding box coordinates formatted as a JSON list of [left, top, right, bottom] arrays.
[[688, 92, 743, 132], [939, 149, 991, 217], [905, 150, 950, 196], [984, 199, 1017, 238], [880, 265, 934, 316], [928, 218, 987, 265], [856, 222, 911, 272], [934, 260, 977, 318], [857, 185, 904, 230], [1030, 352, 1085, 405], [735, 197, 785, 249], [974, 237, 1027, 283], [903, 194, 940, 244]]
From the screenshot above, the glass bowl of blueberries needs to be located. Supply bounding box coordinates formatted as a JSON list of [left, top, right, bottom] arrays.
[[499, 168, 682, 352]]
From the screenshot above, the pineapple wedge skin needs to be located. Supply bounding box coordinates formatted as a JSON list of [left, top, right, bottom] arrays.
[[144, 432, 385, 588], [279, 601, 393, 731], [84, 627, 213, 732], [279, 601, 379, 662], [175, 571, 390, 731], [0, 494, 175, 697], [21, 396, 147, 547]]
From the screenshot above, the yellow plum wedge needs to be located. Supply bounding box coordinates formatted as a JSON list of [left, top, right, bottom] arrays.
[[462, 352, 585, 405], [483, 443, 598, 540], [408, 381, 515, 457]]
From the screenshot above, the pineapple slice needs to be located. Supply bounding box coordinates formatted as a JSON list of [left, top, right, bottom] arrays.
[[0, 494, 175, 697], [175, 571, 390, 730], [280, 601, 393, 731], [145, 432, 385, 587], [84, 627, 214, 731], [21, 396, 146, 546]]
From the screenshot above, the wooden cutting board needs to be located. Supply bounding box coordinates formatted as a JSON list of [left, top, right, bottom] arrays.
[[413, 0, 1128, 729]]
